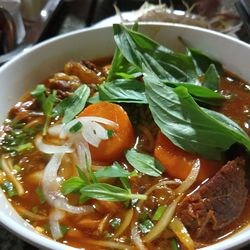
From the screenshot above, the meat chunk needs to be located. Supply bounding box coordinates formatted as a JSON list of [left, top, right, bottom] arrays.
[[64, 60, 105, 84], [177, 157, 248, 241]]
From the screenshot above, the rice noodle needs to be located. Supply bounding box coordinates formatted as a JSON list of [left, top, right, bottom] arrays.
[[35, 135, 73, 154], [16, 206, 47, 221], [169, 216, 195, 250], [98, 214, 110, 234], [174, 159, 200, 194], [49, 208, 65, 240], [84, 239, 131, 250], [48, 124, 64, 136], [115, 208, 134, 237], [42, 153, 94, 214], [131, 225, 148, 250], [1, 156, 24, 196], [143, 195, 182, 242]]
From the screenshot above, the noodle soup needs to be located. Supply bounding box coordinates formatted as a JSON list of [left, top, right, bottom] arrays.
[[1, 24, 250, 250]]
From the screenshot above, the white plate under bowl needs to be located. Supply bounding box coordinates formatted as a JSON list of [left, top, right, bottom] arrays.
[[0, 23, 250, 250]]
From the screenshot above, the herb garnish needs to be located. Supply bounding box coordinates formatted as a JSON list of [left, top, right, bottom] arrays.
[[144, 74, 250, 160], [80, 183, 146, 202], [53, 84, 90, 123], [125, 149, 164, 177], [31, 84, 57, 135], [61, 162, 144, 202], [94, 162, 136, 178], [98, 79, 147, 104], [1, 121, 41, 156], [111, 24, 225, 106]]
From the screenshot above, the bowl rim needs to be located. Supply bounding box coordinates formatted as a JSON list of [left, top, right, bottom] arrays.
[[0, 22, 250, 250]]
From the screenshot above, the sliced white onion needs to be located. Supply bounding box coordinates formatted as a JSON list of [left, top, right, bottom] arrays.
[[131, 225, 148, 250], [143, 195, 182, 243], [76, 141, 91, 174], [48, 124, 64, 137], [35, 135, 73, 154], [42, 153, 94, 214], [81, 121, 102, 147], [60, 116, 118, 139], [90, 121, 109, 140], [175, 159, 200, 194], [49, 208, 65, 240]]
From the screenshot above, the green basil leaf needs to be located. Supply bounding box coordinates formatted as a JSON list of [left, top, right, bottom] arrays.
[[61, 176, 86, 195], [87, 93, 101, 104], [188, 47, 223, 75], [107, 23, 141, 81], [107, 47, 141, 81], [76, 165, 89, 183], [98, 79, 147, 103], [113, 24, 197, 82], [144, 74, 250, 160], [125, 149, 163, 177], [113, 24, 224, 106], [53, 85, 90, 123], [94, 162, 136, 178], [120, 177, 131, 191], [161, 79, 225, 106], [203, 64, 220, 91], [80, 183, 146, 202]]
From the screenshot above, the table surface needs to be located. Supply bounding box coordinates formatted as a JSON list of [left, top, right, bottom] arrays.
[[0, 0, 249, 249]]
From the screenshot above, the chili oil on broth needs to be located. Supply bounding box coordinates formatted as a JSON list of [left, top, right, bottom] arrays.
[[0, 56, 250, 250]]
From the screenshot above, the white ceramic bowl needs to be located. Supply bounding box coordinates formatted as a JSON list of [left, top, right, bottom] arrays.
[[0, 23, 250, 250]]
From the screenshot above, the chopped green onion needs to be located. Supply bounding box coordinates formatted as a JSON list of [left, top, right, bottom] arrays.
[[109, 218, 121, 229], [13, 164, 22, 173], [60, 225, 70, 236], [35, 187, 46, 204], [138, 219, 154, 234], [152, 206, 166, 221], [171, 238, 180, 250], [69, 121, 83, 133], [139, 211, 148, 222], [107, 129, 114, 138], [31, 206, 39, 214], [15, 142, 33, 152], [1, 181, 18, 197]]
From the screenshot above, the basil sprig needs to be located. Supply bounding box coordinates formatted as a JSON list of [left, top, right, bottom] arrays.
[[53, 84, 90, 123], [31, 84, 57, 135], [80, 183, 146, 202], [144, 74, 250, 160], [61, 163, 144, 202], [111, 24, 225, 106]]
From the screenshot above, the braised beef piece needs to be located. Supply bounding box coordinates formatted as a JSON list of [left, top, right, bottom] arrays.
[[177, 157, 248, 241]]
